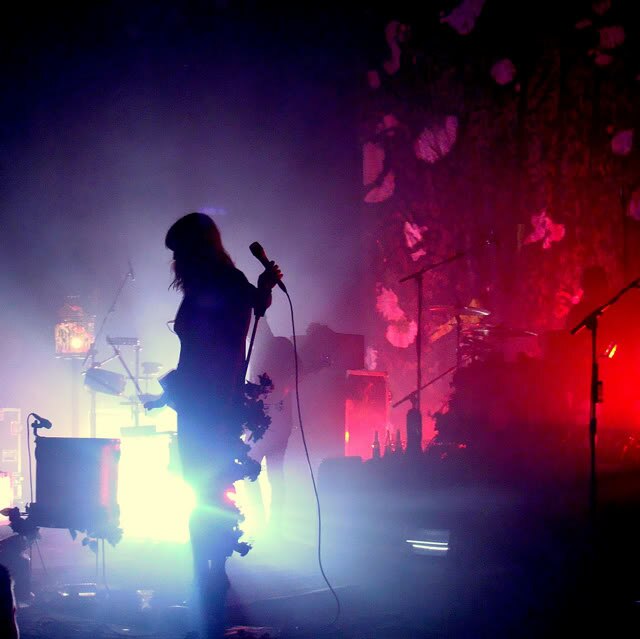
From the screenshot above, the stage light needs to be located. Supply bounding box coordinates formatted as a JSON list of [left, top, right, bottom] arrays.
[[406, 529, 450, 556], [409, 543, 448, 552], [70, 335, 85, 350], [54, 296, 95, 357], [57, 584, 99, 600], [117, 434, 195, 543], [106, 414, 267, 544]]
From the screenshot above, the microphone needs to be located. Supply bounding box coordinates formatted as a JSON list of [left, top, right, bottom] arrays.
[[250, 242, 287, 293], [127, 259, 135, 281], [31, 413, 53, 429]]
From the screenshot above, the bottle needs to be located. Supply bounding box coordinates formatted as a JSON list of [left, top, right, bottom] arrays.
[[394, 428, 404, 455], [384, 429, 393, 457], [372, 430, 381, 460], [406, 406, 422, 454]]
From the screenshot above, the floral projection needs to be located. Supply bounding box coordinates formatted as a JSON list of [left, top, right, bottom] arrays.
[[360, 0, 640, 439]]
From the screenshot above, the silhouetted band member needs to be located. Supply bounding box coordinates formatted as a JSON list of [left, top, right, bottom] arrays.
[[247, 321, 296, 534], [148, 212, 281, 639]]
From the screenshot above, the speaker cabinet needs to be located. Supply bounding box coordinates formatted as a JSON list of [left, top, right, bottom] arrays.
[[345, 370, 389, 460], [31, 437, 120, 531]]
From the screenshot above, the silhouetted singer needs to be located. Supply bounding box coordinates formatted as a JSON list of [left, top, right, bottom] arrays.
[[146, 212, 281, 639]]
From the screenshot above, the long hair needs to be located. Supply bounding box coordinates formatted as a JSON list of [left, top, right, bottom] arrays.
[[165, 213, 234, 293]]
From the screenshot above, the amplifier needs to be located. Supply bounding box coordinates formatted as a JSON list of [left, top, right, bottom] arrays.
[[345, 370, 389, 460], [30, 437, 120, 531]]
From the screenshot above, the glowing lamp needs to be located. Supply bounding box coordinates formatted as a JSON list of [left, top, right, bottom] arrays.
[[70, 335, 85, 350], [55, 296, 95, 357]]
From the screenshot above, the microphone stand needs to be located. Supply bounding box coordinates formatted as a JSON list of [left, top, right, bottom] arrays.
[[242, 290, 271, 389], [243, 314, 261, 383], [570, 275, 640, 523], [83, 268, 135, 438], [399, 251, 466, 452]]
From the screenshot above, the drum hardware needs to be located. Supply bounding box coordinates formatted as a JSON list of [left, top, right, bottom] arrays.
[[397, 250, 476, 454], [141, 361, 163, 377], [392, 361, 462, 409], [107, 336, 140, 347], [475, 324, 538, 339], [83, 367, 127, 396], [139, 361, 165, 399], [82, 264, 136, 438], [396, 234, 496, 450], [428, 305, 491, 317], [428, 304, 494, 368]]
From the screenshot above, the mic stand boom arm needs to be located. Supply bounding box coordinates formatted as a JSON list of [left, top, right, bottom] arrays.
[[570, 275, 640, 523], [570, 276, 640, 336], [83, 267, 135, 437], [83, 268, 134, 368]]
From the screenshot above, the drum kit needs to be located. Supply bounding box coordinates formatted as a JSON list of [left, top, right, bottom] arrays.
[[426, 303, 538, 365], [73, 263, 171, 435], [82, 336, 165, 434], [391, 298, 540, 422]]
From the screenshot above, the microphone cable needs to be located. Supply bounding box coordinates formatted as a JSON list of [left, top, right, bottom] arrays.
[[285, 289, 342, 627]]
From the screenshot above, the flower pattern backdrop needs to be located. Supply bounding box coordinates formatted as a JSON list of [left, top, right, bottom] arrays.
[[358, 0, 640, 438]]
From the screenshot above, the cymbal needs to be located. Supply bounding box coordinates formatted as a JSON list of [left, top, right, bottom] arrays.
[[471, 324, 538, 338], [141, 361, 163, 376], [84, 367, 126, 396], [428, 305, 491, 317]]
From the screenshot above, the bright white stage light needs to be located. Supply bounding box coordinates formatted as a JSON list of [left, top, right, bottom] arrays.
[[406, 529, 450, 556], [116, 433, 271, 544], [117, 435, 195, 543]]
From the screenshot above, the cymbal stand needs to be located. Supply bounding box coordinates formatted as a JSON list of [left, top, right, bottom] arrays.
[[106, 338, 144, 428], [399, 251, 466, 452], [392, 361, 462, 410], [83, 268, 134, 437], [571, 275, 640, 523]]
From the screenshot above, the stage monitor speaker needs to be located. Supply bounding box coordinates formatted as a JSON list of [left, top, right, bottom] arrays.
[[345, 370, 388, 460], [31, 437, 120, 531]]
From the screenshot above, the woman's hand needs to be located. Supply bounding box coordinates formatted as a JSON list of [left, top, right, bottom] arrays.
[[142, 393, 168, 411], [257, 260, 283, 290]]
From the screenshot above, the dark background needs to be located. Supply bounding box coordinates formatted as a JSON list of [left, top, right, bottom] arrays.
[[0, 2, 370, 428]]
